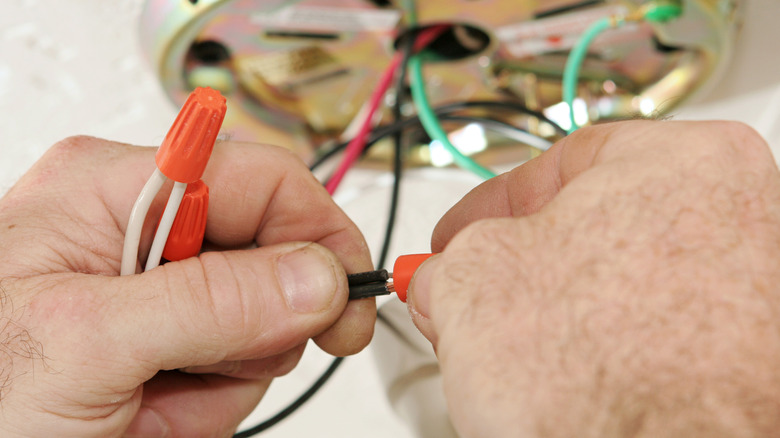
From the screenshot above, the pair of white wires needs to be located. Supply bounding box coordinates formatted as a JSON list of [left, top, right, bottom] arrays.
[[120, 170, 188, 275], [120, 87, 227, 276]]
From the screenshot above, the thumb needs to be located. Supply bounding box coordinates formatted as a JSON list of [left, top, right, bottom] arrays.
[[406, 255, 442, 347], [107, 242, 348, 371]]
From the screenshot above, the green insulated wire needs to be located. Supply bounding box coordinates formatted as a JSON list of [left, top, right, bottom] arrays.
[[562, 1, 683, 135], [403, 0, 494, 180], [409, 55, 497, 180], [643, 1, 683, 22], [562, 16, 613, 135], [399, 0, 417, 26]]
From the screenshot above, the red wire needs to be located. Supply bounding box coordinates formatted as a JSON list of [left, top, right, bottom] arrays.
[[325, 25, 449, 195], [325, 54, 401, 194]]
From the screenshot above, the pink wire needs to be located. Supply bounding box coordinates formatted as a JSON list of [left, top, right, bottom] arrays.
[[325, 54, 401, 195], [325, 26, 448, 195]]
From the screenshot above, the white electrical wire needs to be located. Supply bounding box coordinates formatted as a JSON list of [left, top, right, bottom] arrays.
[[121, 169, 167, 276], [144, 181, 188, 272], [339, 100, 386, 142]]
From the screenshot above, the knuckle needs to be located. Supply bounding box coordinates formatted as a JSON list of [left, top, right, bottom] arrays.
[[45, 135, 103, 162], [719, 121, 772, 162], [175, 253, 251, 350], [714, 120, 763, 144], [695, 121, 771, 163]]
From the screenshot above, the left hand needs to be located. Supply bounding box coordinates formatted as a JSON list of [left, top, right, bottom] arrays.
[[0, 136, 375, 437]]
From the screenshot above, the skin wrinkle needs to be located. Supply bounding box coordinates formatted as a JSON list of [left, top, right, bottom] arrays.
[[225, 256, 252, 354], [230, 147, 291, 247], [2, 184, 121, 274], [66, 216, 122, 271], [184, 254, 236, 363], [0, 225, 67, 275], [45, 231, 112, 276], [257, 176, 311, 245]]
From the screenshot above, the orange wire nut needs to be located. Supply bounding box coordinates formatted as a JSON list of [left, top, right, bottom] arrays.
[[161, 179, 209, 262], [155, 86, 227, 183], [392, 253, 435, 303]]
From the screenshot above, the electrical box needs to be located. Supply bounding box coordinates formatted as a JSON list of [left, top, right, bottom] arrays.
[[140, 0, 741, 161]]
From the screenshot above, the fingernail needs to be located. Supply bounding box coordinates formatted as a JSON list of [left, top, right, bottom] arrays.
[[277, 244, 338, 313], [125, 407, 169, 438], [408, 256, 439, 319]]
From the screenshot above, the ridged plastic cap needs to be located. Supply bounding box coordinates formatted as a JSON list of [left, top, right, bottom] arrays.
[[156, 87, 227, 183], [162, 180, 209, 262], [393, 253, 435, 303]]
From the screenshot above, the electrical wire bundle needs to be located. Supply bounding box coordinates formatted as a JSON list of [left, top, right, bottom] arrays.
[[232, 2, 685, 436]]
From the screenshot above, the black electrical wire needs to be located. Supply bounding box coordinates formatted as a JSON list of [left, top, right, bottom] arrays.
[[377, 23, 415, 269], [348, 269, 392, 300], [434, 100, 568, 136], [232, 357, 344, 437], [312, 112, 558, 174], [436, 115, 553, 151], [309, 100, 566, 171]]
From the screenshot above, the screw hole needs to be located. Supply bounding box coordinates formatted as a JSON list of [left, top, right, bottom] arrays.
[[395, 24, 490, 61], [188, 40, 231, 64]]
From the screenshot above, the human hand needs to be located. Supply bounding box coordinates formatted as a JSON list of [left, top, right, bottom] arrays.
[[407, 121, 780, 437], [0, 136, 375, 437]]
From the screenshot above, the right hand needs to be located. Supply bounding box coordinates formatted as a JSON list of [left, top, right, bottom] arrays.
[[407, 121, 780, 437]]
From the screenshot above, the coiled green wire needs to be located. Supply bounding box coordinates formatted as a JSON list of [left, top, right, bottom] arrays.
[[562, 2, 683, 134], [409, 55, 497, 180]]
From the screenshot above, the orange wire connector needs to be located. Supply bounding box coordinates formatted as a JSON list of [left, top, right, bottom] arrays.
[[348, 254, 435, 302], [161, 179, 209, 262], [156, 86, 227, 183]]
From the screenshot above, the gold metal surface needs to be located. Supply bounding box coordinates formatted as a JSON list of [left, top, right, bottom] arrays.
[[140, 0, 741, 164]]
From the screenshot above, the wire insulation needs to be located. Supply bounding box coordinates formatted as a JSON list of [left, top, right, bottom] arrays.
[[434, 100, 567, 137], [562, 17, 616, 134], [144, 181, 187, 271], [121, 169, 167, 276], [442, 116, 552, 151], [233, 357, 345, 437], [409, 56, 496, 180], [325, 25, 448, 195], [377, 21, 416, 269], [324, 55, 401, 194], [313, 113, 556, 175]]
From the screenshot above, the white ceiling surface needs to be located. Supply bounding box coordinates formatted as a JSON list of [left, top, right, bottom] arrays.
[[1, 1, 779, 437]]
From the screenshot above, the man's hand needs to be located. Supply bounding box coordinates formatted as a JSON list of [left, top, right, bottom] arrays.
[[407, 121, 780, 437], [0, 136, 375, 437]]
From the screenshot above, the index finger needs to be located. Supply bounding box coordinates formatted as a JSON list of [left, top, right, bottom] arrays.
[[91, 140, 373, 274], [431, 121, 685, 251]]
